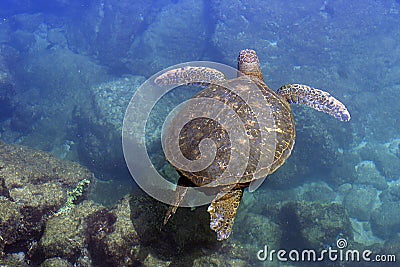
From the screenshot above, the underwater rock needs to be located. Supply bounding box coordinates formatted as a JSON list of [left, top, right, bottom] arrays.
[[327, 150, 360, 187], [278, 201, 353, 249], [8, 13, 44, 33], [143, 253, 171, 267], [337, 183, 352, 195], [0, 252, 29, 267], [382, 235, 400, 265], [295, 181, 337, 203], [174, 240, 253, 266], [370, 199, 400, 239], [211, 0, 332, 78], [75, 75, 145, 179], [358, 142, 400, 181], [40, 194, 142, 266], [0, 141, 93, 189], [234, 212, 282, 252], [0, 141, 94, 263], [9, 46, 109, 154], [0, 198, 21, 254], [349, 218, 383, 247], [126, 0, 208, 76], [193, 253, 250, 267], [131, 192, 216, 247], [89, 76, 145, 132], [64, 0, 154, 70], [0, 52, 15, 122], [39, 200, 103, 264], [86, 195, 141, 266], [268, 106, 353, 189], [76, 191, 251, 266], [373, 144, 400, 181], [95, 0, 154, 70], [9, 30, 36, 53], [379, 183, 400, 203], [40, 257, 73, 267], [351, 87, 400, 142], [46, 29, 68, 48], [20, 48, 108, 96], [266, 156, 310, 189], [343, 185, 378, 221], [354, 160, 388, 190], [143, 239, 252, 267]]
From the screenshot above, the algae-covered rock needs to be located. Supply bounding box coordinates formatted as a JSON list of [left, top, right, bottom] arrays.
[[370, 184, 400, 239], [0, 252, 29, 267], [382, 236, 400, 264], [358, 142, 400, 181], [143, 253, 171, 267], [279, 201, 353, 249], [354, 160, 388, 190], [88, 76, 145, 133], [193, 254, 250, 267], [296, 182, 337, 203], [343, 185, 378, 221], [370, 200, 400, 239], [0, 141, 93, 190], [9, 182, 65, 210], [39, 200, 104, 262], [379, 183, 400, 203], [235, 212, 281, 251], [74, 75, 145, 178], [87, 195, 141, 266], [129, 192, 216, 250], [40, 195, 142, 266], [40, 257, 73, 267], [0, 197, 21, 254], [0, 141, 94, 264]]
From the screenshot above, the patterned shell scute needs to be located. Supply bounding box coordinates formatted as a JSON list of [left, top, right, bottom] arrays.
[[171, 76, 295, 187]]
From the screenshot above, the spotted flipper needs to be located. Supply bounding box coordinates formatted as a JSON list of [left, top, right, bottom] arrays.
[[154, 66, 226, 86], [207, 187, 243, 241], [277, 84, 351, 121]]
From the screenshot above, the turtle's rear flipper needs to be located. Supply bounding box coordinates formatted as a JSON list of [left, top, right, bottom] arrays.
[[277, 84, 351, 121], [163, 175, 195, 225], [207, 187, 244, 241]]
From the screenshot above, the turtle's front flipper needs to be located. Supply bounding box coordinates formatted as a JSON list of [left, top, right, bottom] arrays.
[[155, 66, 226, 86], [277, 84, 351, 121], [207, 187, 244, 241]]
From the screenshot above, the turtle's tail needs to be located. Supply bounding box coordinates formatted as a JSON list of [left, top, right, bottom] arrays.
[[277, 84, 351, 122]]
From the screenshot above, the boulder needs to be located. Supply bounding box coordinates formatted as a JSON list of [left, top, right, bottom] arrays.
[[343, 185, 378, 221], [126, 0, 208, 76]]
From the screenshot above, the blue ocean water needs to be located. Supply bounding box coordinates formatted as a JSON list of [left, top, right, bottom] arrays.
[[0, 0, 399, 266]]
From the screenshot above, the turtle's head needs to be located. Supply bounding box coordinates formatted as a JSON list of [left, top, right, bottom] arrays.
[[237, 49, 263, 80]]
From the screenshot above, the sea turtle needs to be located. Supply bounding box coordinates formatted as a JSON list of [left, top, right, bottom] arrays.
[[155, 49, 350, 241]]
